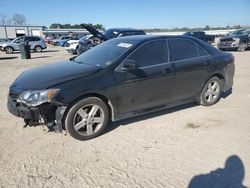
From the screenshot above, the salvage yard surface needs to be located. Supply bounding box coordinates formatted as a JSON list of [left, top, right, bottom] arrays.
[[0, 46, 250, 188]]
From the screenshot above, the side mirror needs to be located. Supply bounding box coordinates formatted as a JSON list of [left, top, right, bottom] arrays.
[[122, 59, 139, 70], [248, 33, 250, 38]]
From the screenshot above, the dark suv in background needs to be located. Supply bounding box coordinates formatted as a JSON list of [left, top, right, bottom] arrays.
[[183, 31, 215, 44], [77, 24, 145, 54], [217, 29, 250, 52]]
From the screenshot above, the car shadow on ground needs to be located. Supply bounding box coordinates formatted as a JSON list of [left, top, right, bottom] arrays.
[[188, 155, 246, 188], [105, 89, 233, 135], [31, 56, 51, 59], [105, 102, 198, 134], [43, 50, 60, 53], [0, 56, 18, 60]]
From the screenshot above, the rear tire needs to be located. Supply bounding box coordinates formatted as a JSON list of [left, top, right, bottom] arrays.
[[64, 97, 109, 141], [34, 45, 42, 52], [237, 42, 247, 52], [199, 77, 222, 106]]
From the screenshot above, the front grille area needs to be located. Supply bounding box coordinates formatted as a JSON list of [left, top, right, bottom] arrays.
[[220, 38, 233, 42]]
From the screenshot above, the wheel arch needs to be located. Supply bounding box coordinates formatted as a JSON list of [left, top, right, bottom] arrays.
[[4, 45, 14, 51], [63, 93, 115, 122], [208, 73, 225, 89], [34, 45, 42, 50]]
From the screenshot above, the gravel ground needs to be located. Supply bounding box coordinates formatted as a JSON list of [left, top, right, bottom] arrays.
[[0, 46, 249, 188]]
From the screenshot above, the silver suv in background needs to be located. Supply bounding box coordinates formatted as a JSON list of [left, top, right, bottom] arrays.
[[0, 36, 47, 54]]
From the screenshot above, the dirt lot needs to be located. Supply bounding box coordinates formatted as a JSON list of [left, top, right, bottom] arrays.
[[0, 46, 249, 188]]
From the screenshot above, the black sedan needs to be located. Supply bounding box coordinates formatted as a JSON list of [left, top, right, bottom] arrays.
[[7, 35, 235, 140]]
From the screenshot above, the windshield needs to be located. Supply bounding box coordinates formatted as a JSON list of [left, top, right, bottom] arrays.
[[228, 30, 248, 35], [74, 39, 136, 67], [13, 37, 25, 43], [103, 29, 119, 39]]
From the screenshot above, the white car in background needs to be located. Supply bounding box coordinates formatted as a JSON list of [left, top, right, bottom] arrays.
[[65, 39, 80, 54], [66, 35, 93, 55]]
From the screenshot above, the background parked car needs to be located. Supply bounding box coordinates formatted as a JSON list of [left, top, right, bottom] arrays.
[[217, 29, 250, 52], [51, 36, 76, 46], [58, 37, 79, 47], [183, 31, 215, 44], [0, 38, 12, 49], [0, 36, 47, 54], [44, 36, 56, 44], [65, 38, 81, 54], [77, 24, 146, 55]]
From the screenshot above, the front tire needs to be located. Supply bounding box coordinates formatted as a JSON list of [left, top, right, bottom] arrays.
[[199, 77, 222, 106], [64, 97, 109, 141], [237, 42, 247, 52], [5, 46, 14, 54]]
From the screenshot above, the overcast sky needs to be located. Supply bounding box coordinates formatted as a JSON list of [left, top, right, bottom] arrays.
[[0, 0, 250, 28]]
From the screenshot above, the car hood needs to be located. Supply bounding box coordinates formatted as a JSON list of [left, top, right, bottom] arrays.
[[1, 41, 13, 47], [222, 34, 247, 39], [12, 60, 102, 90], [83, 24, 107, 40]]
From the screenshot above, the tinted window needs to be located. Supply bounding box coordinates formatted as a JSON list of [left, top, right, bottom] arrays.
[[119, 32, 133, 37], [133, 31, 145, 35], [198, 44, 209, 56], [13, 37, 25, 43], [30, 37, 40, 41], [103, 29, 118, 39], [168, 39, 198, 61], [127, 40, 168, 67]]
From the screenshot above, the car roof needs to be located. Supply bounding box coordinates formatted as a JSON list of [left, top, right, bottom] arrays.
[[111, 35, 196, 42], [109, 35, 221, 56], [107, 28, 143, 32]]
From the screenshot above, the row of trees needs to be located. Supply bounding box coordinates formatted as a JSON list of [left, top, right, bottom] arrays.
[[1, 14, 247, 32], [0, 14, 26, 25], [144, 25, 245, 33], [49, 23, 105, 30]]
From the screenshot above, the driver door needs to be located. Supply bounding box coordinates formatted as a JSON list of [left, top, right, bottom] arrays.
[[13, 37, 25, 50], [114, 40, 175, 116]]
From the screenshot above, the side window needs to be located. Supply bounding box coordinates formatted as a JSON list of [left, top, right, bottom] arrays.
[[168, 39, 198, 61], [118, 32, 132, 37], [24, 37, 31, 42], [197, 44, 209, 56], [14, 37, 24, 43], [134, 31, 145, 35], [127, 40, 168, 67], [33, 37, 41, 41]]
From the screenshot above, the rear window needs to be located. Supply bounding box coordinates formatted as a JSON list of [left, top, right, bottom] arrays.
[[168, 39, 198, 61], [30, 37, 41, 41]]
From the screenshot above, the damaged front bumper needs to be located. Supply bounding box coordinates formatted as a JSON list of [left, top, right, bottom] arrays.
[[7, 96, 66, 132]]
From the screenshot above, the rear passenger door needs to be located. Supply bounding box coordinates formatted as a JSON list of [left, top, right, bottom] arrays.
[[28, 37, 40, 49], [168, 38, 213, 102]]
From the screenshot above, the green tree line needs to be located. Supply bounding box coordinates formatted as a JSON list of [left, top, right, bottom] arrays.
[[50, 23, 105, 30], [144, 25, 247, 33]]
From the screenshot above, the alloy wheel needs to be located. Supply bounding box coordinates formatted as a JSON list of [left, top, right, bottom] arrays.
[[204, 80, 220, 103], [72, 104, 104, 136]]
